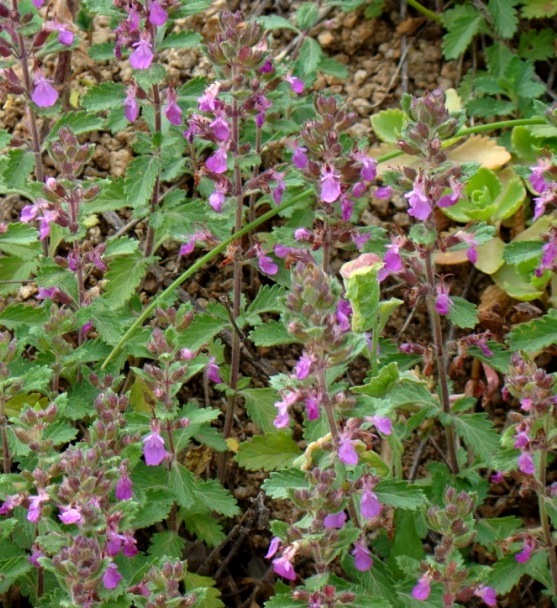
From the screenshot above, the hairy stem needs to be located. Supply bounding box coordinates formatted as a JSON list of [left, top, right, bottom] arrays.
[[538, 429, 557, 595], [424, 249, 459, 474]]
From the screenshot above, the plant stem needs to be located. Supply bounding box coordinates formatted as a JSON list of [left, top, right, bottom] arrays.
[[424, 248, 459, 474], [538, 430, 557, 595], [406, 0, 441, 22]]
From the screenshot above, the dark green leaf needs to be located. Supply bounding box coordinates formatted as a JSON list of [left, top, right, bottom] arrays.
[[262, 469, 307, 499], [467, 98, 516, 118], [374, 479, 427, 510], [0, 303, 48, 329], [2, 149, 35, 189], [124, 155, 161, 209], [258, 15, 299, 32], [195, 480, 239, 517], [46, 111, 104, 142], [508, 309, 557, 352], [133, 63, 167, 91], [148, 531, 186, 559], [104, 247, 150, 307], [298, 37, 323, 77], [452, 412, 502, 464], [487, 0, 518, 38], [518, 29, 555, 61], [169, 463, 197, 508], [447, 296, 478, 329], [240, 387, 280, 433], [81, 82, 125, 111], [182, 507, 225, 547], [249, 320, 297, 347], [133, 490, 174, 529], [159, 31, 202, 50], [503, 240, 541, 265], [441, 6, 485, 60], [235, 431, 302, 471]]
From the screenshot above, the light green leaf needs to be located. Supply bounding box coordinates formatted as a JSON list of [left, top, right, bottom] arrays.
[[249, 320, 296, 347], [452, 412, 502, 463], [374, 479, 427, 510], [258, 15, 299, 32], [147, 530, 186, 559], [133, 63, 167, 91], [235, 431, 302, 471], [262, 469, 307, 499], [0, 257, 37, 296], [81, 82, 126, 111], [298, 36, 323, 77], [170, 463, 197, 508], [487, 0, 518, 38], [354, 362, 399, 398], [195, 480, 239, 517], [104, 247, 150, 307], [177, 309, 227, 353], [88, 42, 115, 61], [1, 149, 35, 189], [503, 240, 541, 265], [492, 262, 544, 301], [124, 155, 161, 209], [342, 258, 381, 332], [132, 489, 173, 529], [46, 111, 104, 142], [159, 31, 202, 51], [296, 2, 319, 29], [240, 387, 279, 433], [441, 6, 485, 59], [318, 57, 349, 79], [508, 309, 557, 352], [521, 0, 557, 17], [447, 296, 478, 329], [371, 109, 406, 143], [0, 303, 48, 329], [246, 284, 285, 316], [0, 546, 33, 594], [0, 223, 41, 257]]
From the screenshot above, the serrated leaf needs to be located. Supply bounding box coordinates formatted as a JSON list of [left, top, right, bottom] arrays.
[[81, 82, 126, 111], [487, 551, 547, 593], [133, 63, 167, 90], [195, 480, 239, 517], [1, 149, 35, 189], [159, 31, 202, 50], [246, 284, 285, 316], [133, 490, 173, 528], [371, 109, 405, 143], [452, 412, 502, 463], [0, 303, 49, 329], [88, 42, 115, 61], [249, 320, 296, 347], [104, 248, 149, 307], [169, 463, 197, 508], [182, 507, 226, 547], [441, 6, 485, 59], [521, 0, 557, 19], [466, 97, 516, 118], [0, 551, 33, 594], [177, 310, 227, 353], [235, 431, 302, 471], [318, 57, 349, 79], [487, 0, 518, 37], [508, 309, 557, 352], [0, 223, 41, 257], [475, 516, 523, 547], [124, 155, 161, 209], [240, 387, 280, 433], [258, 15, 299, 32], [447, 296, 478, 329], [374, 479, 427, 510], [262, 469, 307, 499], [46, 111, 104, 142], [0, 128, 12, 149], [503, 240, 541, 265], [148, 531, 186, 559], [519, 29, 555, 61], [0, 257, 37, 296], [355, 362, 399, 398], [298, 36, 323, 77], [296, 2, 319, 29]]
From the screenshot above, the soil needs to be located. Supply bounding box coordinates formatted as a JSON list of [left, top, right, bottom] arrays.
[[0, 1, 554, 607]]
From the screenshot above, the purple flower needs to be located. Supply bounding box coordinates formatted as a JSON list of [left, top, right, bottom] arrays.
[[209, 117, 230, 141], [31, 72, 58, 107], [206, 148, 228, 174], [379, 240, 403, 281], [352, 539, 373, 571], [124, 84, 139, 122], [336, 299, 352, 332], [148, 0, 168, 25], [341, 196, 354, 221], [304, 395, 320, 420], [274, 391, 298, 429], [490, 471, 504, 484], [338, 435, 358, 465], [206, 356, 222, 384], [360, 156, 376, 181], [102, 563, 122, 590], [405, 175, 431, 220], [59, 506, 82, 525], [272, 172, 286, 205], [265, 537, 281, 559], [352, 181, 366, 198], [374, 186, 392, 199], [360, 489, 381, 519], [294, 353, 312, 380], [209, 186, 226, 211], [285, 75, 304, 94], [294, 228, 311, 241], [435, 282, 453, 316], [438, 176, 464, 208], [129, 36, 154, 69], [535, 234, 557, 277], [255, 245, 278, 275], [515, 537, 535, 563], [320, 167, 341, 203], [260, 60, 274, 73], [165, 87, 182, 125], [292, 146, 308, 169], [28, 549, 44, 567], [27, 490, 49, 523], [51, 23, 74, 46], [529, 157, 552, 193], [323, 510, 346, 529], [474, 585, 497, 607], [198, 83, 220, 112], [33, 0, 45, 7], [142, 422, 168, 466], [115, 468, 133, 500], [0, 494, 22, 516], [372, 416, 392, 436], [273, 555, 297, 580], [411, 575, 431, 601], [517, 452, 535, 475]]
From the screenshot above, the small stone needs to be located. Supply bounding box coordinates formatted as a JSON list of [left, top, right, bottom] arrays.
[[110, 149, 131, 178], [318, 31, 334, 47]]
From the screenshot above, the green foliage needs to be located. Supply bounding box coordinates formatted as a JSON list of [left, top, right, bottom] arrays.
[[235, 431, 302, 471]]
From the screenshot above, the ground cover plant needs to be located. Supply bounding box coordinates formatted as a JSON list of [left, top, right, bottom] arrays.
[[0, 0, 555, 607]]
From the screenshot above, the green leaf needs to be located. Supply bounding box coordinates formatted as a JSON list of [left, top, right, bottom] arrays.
[[235, 431, 302, 471], [88, 42, 115, 61], [169, 463, 197, 508], [467, 98, 516, 118], [487, 0, 518, 38], [133, 63, 167, 90], [133, 489, 173, 528], [172, 0, 212, 17], [503, 240, 541, 265], [147, 530, 186, 559], [177, 308, 227, 353], [518, 29, 555, 61], [124, 155, 161, 209], [318, 57, 349, 79], [0, 128, 12, 149], [104, 246, 150, 307], [245, 284, 285, 316], [0, 223, 41, 257], [452, 412, 502, 463], [195, 479, 239, 517], [342, 258, 381, 332], [262, 469, 307, 499], [0, 257, 37, 296], [371, 109, 406, 143], [249, 320, 296, 347], [297, 37, 323, 78], [258, 15, 299, 32], [0, 543, 33, 594], [0, 303, 48, 329], [1, 149, 35, 189], [521, 0, 557, 19], [374, 479, 427, 510], [240, 387, 279, 433], [81, 82, 126, 111], [159, 31, 202, 50], [296, 2, 319, 29], [508, 309, 557, 352], [441, 6, 485, 59], [447, 296, 478, 329], [182, 507, 225, 547], [487, 550, 547, 593], [355, 362, 399, 398], [475, 516, 523, 547], [46, 111, 104, 142]]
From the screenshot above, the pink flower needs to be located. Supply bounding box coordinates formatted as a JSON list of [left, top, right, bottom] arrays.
[[320, 167, 341, 203], [198, 83, 220, 112], [371, 415, 392, 435], [27, 490, 49, 523], [102, 563, 122, 590], [405, 174, 431, 220], [411, 575, 431, 600], [435, 282, 453, 316], [33, 0, 45, 8], [338, 435, 358, 465], [148, 0, 168, 25], [59, 506, 82, 525], [265, 537, 281, 559], [129, 36, 154, 69], [352, 539, 373, 571], [292, 146, 308, 169], [323, 510, 346, 529], [124, 84, 139, 122], [438, 176, 464, 208], [115, 468, 133, 500], [518, 452, 535, 475], [360, 489, 381, 519], [273, 555, 296, 580], [304, 395, 320, 420], [209, 116, 230, 141], [206, 148, 228, 174], [31, 72, 58, 107], [285, 75, 304, 94], [0, 494, 22, 516], [474, 585, 497, 607], [142, 422, 168, 466], [294, 353, 312, 380], [360, 156, 376, 181], [272, 172, 286, 204], [164, 87, 182, 125], [515, 537, 535, 563], [206, 357, 222, 384], [256, 247, 278, 275]]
